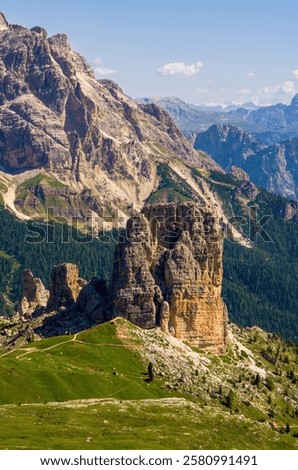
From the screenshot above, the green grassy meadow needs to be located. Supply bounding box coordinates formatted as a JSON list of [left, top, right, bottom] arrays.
[[0, 319, 298, 450]]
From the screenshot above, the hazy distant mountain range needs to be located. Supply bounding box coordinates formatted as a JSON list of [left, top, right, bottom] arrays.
[[139, 95, 298, 145]]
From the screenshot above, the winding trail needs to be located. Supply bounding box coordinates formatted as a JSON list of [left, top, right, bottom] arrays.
[[0, 397, 195, 410], [0, 334, 141, 361]]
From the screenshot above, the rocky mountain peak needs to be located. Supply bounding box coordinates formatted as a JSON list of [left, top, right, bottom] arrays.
[[0, 12, 8, 31], [1, 200, 228, 354], [30, 26, 48, 38], [195, 124, 266, 171], [291, 93, 298, 108], [0, 14, 219, 225], [48, 33, 69, 48]]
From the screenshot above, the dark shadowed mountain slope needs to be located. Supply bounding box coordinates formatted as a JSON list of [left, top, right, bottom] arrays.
[[195, 124, 298, 199]]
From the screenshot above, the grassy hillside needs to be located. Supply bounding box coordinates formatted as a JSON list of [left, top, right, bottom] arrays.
[[146, 163, 198, 204], [0, 319, 297, 450], [1, 400, 295, 450], [0, 321, 165, 405]]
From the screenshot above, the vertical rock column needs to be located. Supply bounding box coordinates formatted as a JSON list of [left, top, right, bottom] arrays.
[[19, 269, 49, 317], [47, 263, 82, 311], [111, 202, 228, 353]]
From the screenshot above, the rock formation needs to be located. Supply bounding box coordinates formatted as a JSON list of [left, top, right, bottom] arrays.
[[47, 263, 84, 311], [0, 11, 218, 224], [19, 269, 49, 317], [229, 166, 259, 200], [76, 278, 110, 323], [111, 202, 228, 353], [195, 124, 298, 200], [230, 166, 250, 182], [0, 12, 8, 31]]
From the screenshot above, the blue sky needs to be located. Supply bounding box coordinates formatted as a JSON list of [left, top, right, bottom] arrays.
[[1, 0, 298, 105]]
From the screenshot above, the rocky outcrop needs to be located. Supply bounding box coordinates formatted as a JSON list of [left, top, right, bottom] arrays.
[[0, 12, 8, 31], [230, 166, 250, 182], [111, 202, 228, 353], [1, 264, 110, 349], [76, 278, 110, 323], [229, 166, 259, 200], [47, 263, 84, 311], [19, 269, 49, 317], [245, 139, 298, 200], [2, 210, 228, 354]]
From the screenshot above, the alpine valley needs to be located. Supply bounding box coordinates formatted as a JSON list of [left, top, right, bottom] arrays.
[[0, 12, 298, 451]]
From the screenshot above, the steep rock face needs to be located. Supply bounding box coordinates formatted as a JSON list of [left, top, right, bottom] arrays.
[[0, 12, 218, 223], [195, 124, 298, 199], [229, 166, 259, 200], [5, 265, 110, 349], [19, 269, 49, 316], [230, 166, 250, 182], [0, 13, 8, 31], [195, 124, 266, 171], [111, 202, 228, 353], [245, 139, 298, 199], [47, 263, 83, 311], [76, 278, 110, 323]]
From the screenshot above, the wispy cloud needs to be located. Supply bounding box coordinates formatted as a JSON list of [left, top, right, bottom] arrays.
[[195, 87, 208, 93], [93, 58, 115, 77], [239, 80, 296, 106], [259, 80, 295, 96], [237, 77, 298, 106], [247, 72, 255, 78], [281, 80, 296, 94], [238, 89, 252, 96], [158, 61, 203, 78], [292, 69, 298, 79]]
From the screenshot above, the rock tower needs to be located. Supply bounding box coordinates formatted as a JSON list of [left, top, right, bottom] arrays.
[[111, 202, 228, 353]]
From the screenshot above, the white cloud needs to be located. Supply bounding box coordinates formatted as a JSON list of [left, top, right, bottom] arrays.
[[158, 61, 203, 77], [292, 69, 298, 79], [282, 80, 296, 94], [195, 87, 208, 93], [230, 79, 297, 106], [258, 85, 279, 95], [93, 58, 115, 77], [243, 80, 297, 106], [203, 101, 232, 108], [247, 72, 255, 78], [238, 89, 252, 96], [259, 80, 295, 96]]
